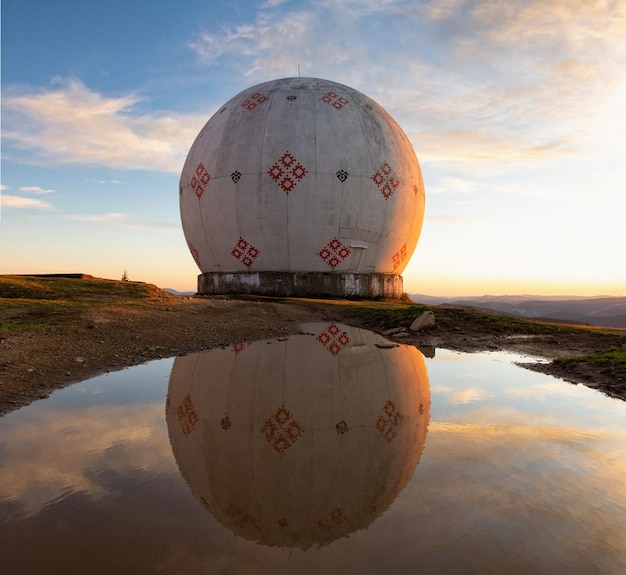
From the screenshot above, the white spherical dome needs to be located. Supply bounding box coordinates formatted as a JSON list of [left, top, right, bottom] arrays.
[[166, 323, 430, 549], [180, 77, 425, 277]]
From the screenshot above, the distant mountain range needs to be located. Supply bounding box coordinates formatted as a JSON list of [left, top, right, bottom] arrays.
[[408, 294, 626, 329], [163, 288, 196, 296]]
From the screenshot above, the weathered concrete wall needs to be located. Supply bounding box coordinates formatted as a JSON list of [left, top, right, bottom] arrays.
[[198, 271, 404, 298]]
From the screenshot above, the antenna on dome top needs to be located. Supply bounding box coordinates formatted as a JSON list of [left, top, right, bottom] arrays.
[[297, 59, 301, 77]]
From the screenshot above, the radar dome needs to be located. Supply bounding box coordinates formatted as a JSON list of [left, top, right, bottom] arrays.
[[179, 77, 425, 297]]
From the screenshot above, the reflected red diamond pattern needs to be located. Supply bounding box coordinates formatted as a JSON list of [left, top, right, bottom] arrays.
[[318, 508, 348, 531], [375, 400, 404, 443], [176, 394, 199, 437], [261, 403, 304, 456], [223, 503, 256, 528], [316, 323, 350, 356], [233, 342, 251, 355]]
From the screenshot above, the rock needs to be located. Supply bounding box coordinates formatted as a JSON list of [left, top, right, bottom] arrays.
[[410, 311, 435, 332], [382, 327, 407, 336]]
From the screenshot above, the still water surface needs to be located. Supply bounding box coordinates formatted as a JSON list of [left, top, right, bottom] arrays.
[[1, 323, 625, 574]]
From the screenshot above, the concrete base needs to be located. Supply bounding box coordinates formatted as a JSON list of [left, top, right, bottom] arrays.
[[197, 272, 404, 298]]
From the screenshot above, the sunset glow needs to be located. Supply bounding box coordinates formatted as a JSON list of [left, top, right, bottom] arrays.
[[2, 0, 625, 296]]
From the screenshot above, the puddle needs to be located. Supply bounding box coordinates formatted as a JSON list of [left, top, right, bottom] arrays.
[[1, 323, 625, 574]]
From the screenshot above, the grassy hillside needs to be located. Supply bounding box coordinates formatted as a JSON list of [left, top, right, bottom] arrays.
[[1, 275, 624, 401], [0, 274, 174, 334], [0, 274, 171, 301]]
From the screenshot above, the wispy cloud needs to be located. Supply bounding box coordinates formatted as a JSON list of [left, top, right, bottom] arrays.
[[1, 195, 53, 210], [0, 403, 173, 519], [426, 214, 471, 223], [64, 212, 178, 230], [3, 0, 624, 181], [2, 79, 208, 172], [187, 0, 626, 169], [448, 386, 487, 405], [65, 212, 128, 223], [18, 186, 56, 195]]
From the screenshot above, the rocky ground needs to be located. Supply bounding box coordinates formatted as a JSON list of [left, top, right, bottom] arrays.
[[1, 278, 625, 416]]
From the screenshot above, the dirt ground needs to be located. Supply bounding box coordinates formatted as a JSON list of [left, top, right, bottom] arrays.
[[1, 295, 625, 416]]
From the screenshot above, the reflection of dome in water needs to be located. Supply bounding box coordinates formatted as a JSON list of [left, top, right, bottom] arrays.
[[166, 323, 430, 549], [179, 77, 426, 298]]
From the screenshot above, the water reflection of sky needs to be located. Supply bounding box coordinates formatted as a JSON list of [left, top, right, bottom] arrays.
[[0, 330, 625, 574]]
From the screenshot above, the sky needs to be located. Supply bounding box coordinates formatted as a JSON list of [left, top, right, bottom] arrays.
[[1, 0, 625, 296]]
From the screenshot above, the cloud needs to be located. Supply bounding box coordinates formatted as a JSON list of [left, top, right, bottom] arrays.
[[415, 420, 626, 562], [65, 212, 127, 222], [64, 212, 178, 230], [3, 0, 624, 179], [18, 186, 56, 195], [427, 177, 478, 195], [426, 214, 471, 223], [448, 386, 487, 405], [0, 403, 174, 519], [2, 79, 208, 173], [185, 0, 626, 171], [188, 11, 317, 78], [0, 185, 9, 191], [1, 195, 53, 210]]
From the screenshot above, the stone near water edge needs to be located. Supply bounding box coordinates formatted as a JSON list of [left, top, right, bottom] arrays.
[[410, 311, 435, 332], [383, 327, 407, 336]]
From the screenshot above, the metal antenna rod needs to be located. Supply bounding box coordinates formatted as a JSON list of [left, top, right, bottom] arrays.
[[297, 59, 301, 77]]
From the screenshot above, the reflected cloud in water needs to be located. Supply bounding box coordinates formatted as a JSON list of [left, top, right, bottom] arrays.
[[0, 403, 174, 520], [166, 322, 431, 549]]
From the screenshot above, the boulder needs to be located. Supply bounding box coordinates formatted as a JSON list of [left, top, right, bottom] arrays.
[[409, 311, 435, 332]]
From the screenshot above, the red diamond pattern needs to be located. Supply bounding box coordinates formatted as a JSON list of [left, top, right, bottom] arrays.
[[268, 151, 308, 194], [318, 237, 351, 269], [189, 163, 211, 199], [261, 403, 304, 456], [187, 241, 201, 267], [316, 323, 350, 356], [176, 394, 199, 437], [231, 237, 260, 268], [241, 92, 268, 111], [371, 161, 400, 200], [375, 400, 404, 443], [321, 91, 350, 110], [392, 243, 407, 271]]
